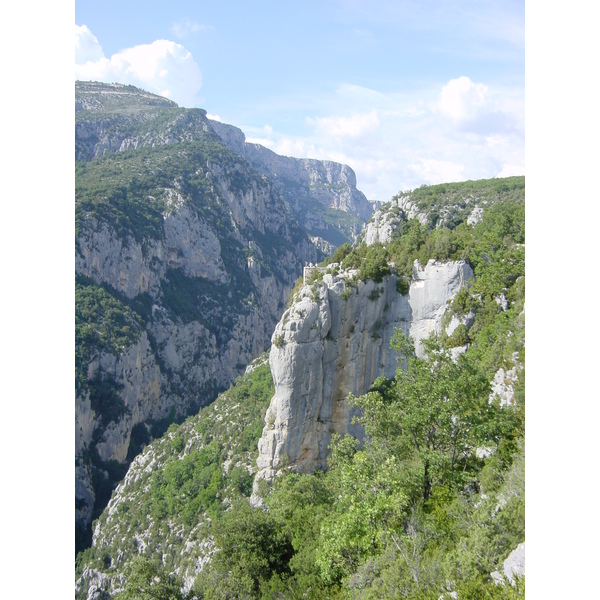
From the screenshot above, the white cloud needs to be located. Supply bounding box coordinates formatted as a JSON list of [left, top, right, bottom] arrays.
[[246, 137, 275, 149], [408, 159, 466, 185], [307, 110, 380, 138], [485, 135, 507, 148], [237, 75, 523, 201], [430, 76, 523, 138], [206, 114, 222, 122], [245, 124, 276, 148], [273, 138, 317, 158], [434, 76, 489, 122], [170, 19, 211, 39], [497, 164, 525, 178], [75, 24, 104, 64], [335, 83, 391, 108], [75, 25, 203, 107]]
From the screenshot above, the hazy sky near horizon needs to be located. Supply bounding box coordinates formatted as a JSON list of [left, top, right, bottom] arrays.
[[75, 0, 524, 202]]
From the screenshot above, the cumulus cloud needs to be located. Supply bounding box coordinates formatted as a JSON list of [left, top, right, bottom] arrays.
[[273, 138, 317, 158], [75, 25, 203, 107], [246, 137, 275, 149], [408, 159, 466, 185], [245, 124, 276, 148], [497, 164, 525, 178], [307, 110, 380, 138], [431, 76, 522, 138], [75, 24, 104, 64], [434, 76, 489, 122], [240, 75, 523, 201]]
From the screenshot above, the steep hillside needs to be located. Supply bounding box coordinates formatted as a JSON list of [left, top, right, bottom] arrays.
[[363, 176, 524, 245], [75, 354, 275, 599], [76, 177, 525, 599], [75, 81, 371, 551]]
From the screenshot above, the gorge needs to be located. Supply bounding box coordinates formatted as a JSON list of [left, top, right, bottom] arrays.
[[75, 82, 525, 600]]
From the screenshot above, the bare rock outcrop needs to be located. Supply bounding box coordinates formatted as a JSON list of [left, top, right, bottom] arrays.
[[254, 259, 473, 489], [76, 203, 227, 300], [491, 541, 525, 585], [489, 359, 521, 407]]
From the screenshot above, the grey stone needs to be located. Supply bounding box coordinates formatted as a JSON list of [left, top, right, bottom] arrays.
[[491, 541, 525, 585], [253, 260, 474, 491], [209, 119, 373, 241]]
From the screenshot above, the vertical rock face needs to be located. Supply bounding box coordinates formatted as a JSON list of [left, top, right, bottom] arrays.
[[408, 259, 474, 351], [363, 200, 406, 246], [77, 332, 163, 462], [75, 206, 227, 300], [362, 196, 428, 246], [208, 120, 373, 244], [254, 259, 473, 486]]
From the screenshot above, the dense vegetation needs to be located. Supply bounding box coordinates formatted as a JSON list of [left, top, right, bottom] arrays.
[[392, 176, 525, 229], [76, 135, 256, 244], [330, 184, 524, 309], [75, 276, 145, 393]]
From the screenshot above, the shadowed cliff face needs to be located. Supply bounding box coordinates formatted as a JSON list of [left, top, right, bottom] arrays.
[[253, 259, 473, 493], [75, 81, 372, 545]]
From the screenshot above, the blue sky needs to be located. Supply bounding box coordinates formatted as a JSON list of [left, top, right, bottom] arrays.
[[75, 0, 524, 201]]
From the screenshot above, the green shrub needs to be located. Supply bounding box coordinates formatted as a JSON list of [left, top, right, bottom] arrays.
[[75, 279, 143, 392], [447, 323, 470, 347], [368, 288, 382, 301], [171, 435, 185, 453], [330, 243, 352, 263], [358, 245, 391, 283], [396, 276, 410, 296], [228, 466, 254, 497]]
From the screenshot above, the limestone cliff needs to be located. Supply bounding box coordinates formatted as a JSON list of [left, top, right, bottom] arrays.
[[254, 259, 473, 486], [209, 120, 373, 244], [75, 175, 524, 597]]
